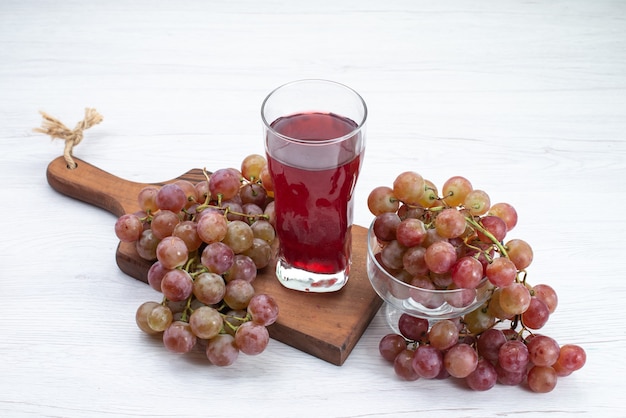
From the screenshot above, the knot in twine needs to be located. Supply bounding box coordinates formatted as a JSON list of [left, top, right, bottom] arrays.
[[34, 108, 103, 169]]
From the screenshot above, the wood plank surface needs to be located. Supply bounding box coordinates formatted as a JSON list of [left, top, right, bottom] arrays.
[[47, 155, 382, 365]]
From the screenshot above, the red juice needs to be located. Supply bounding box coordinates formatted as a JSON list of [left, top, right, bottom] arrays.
[[266, 112, 364, 275]]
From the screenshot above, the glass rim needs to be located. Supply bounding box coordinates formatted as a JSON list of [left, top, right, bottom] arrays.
[[367, 219, 489, 295], [261, 79, 368, 146]]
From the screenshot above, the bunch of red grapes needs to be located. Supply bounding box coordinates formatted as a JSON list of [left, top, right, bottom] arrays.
[[369, 171, 586, 393], [115, 154, 279, 366]]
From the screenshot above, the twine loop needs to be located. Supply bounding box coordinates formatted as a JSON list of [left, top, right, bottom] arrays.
[[34, 108, 103, 168]]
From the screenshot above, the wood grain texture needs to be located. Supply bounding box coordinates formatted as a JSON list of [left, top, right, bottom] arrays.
[[47, 155, 382, 365]]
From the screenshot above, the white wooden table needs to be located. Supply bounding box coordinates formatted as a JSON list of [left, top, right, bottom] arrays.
[[1, 1, 625, 417]]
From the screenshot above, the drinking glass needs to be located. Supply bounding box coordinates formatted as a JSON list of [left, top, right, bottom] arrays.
[[262, 79, 367, 292]]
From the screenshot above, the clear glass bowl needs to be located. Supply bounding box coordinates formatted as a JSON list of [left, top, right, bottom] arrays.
[[366, 220, 492, 333]]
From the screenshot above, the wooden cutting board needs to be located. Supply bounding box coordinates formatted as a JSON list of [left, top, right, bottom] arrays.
[[46, 156, 382, 366]]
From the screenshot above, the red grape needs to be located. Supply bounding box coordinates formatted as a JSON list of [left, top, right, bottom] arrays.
[[156, 183, 187, 213], [466, 359, 497, 391], [235, 321, 269, 356], [398, 314, 428, 342], [393, 349, 420, 381], [527, 365, 558, 393], [527, 335, 560, 367], [412, 345, 443, 379], [379, 334, 407, 362], [450, 256, 484, 289], [444, 343, 478, 378], [424, 241, 457, 274]]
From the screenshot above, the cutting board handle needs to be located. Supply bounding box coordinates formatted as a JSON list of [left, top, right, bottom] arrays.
[[46, 156, 150, 217]]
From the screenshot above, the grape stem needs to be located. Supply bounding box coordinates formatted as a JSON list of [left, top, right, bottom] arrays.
[[181, 296, 194, 322], [221, 312, 251, 333], [463, 239, 495, 263], [222, 312, 250, 322], [197, 204, 270, 222], [463, 216, 509, 258], [183, 256, 197, 273], [139, 213, 153, 223]]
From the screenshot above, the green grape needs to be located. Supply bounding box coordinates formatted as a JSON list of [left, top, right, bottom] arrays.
[[250, 220, 275, 243], [221, 220, 254, 254], [136, 301, 161, 335], [416, 179, 439, 208], [367, 186, 399, 216], [189, 306, 223, 339], [241, 154, 267, 182], [463, 304, 496, 334], [193, 272, 226, 305], [242, 238, 272, 269], [442, 176, 472, 207], [392, 171, 425, 205], [464, 189, 490, 216], [224, 279, 255, 310], [147, 304, 173, 332], [136, 229, 159, 261]]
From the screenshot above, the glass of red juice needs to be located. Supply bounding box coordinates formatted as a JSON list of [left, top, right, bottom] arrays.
[[262, 79, 367, 292]]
